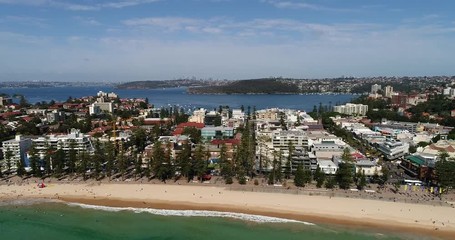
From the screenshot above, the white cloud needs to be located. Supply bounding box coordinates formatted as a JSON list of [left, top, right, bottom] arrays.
[[123, 17, 202, 30], [0, 15, 48, 28], [263, 0, 320, 10], [0, 0, 161, 11], [73, 16, 102, 26]]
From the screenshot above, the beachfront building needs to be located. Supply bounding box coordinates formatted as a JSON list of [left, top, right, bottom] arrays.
[[310, 140, 345, 160], [333, 103, 368, 116], [32, 129, 94, 156], [201, 126, 235, 142], [377, 139, 409, 160], [355, 159, 382, 177], [272, 130, 308, 152], [1, 135, 32, 169], [317, 159, 338, 175], [291, 148, 317, 171], [399, 155, 436, 181]]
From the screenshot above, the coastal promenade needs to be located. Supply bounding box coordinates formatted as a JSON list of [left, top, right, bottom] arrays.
[[1, 179, 455, 239]]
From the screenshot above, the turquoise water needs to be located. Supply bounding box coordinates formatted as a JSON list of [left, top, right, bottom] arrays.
[[0, 201, 425, 240]]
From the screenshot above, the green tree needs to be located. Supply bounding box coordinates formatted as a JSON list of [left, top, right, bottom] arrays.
[[193, 144, 208, 182], [336, 162, 354, 189], [19, 95, 28, 108], [44, 143, 54, 176], [303, 169, 312, 184], [117, 143, 126, 180], [357, 169, 367, 190], [131, 128, 147, 151], [341, 147, 353, 162], [284, 142, 294, 179], [314, 166, 325, 188], [4, 148, 13, 175], [152, 141, 173, 181], [29, 144, 41, 177], [77, 150, 88, 180], [182, 127, 201, 144], [325, 176, 336, 189], [219, 143, 234, 184], [237, 169, 247, 185], [135, 155, 143, 179], [93, 140, 103, 179], [105, 141, 115, 180], [435, 156, 455, 191], [67, 140, 77, 175], [438, 150, 449, 162], [53, 148, 65, 177], [177, 142, 192, 181], [294, 164, 305, 187], [16, 158, 25, 177]]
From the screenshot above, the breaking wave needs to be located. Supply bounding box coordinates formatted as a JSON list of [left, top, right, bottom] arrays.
[[67, 202, 314, 225]]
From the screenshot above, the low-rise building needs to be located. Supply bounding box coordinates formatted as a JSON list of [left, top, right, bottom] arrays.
[[377, 139, 409, 160], [355, 159, 382, 177], [317, 159, 338, 175], [201, 126, 235, 141]]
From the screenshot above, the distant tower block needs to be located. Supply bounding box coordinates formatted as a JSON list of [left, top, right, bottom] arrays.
[[371, 84, 382, 94], [384, 85, 393, 98]]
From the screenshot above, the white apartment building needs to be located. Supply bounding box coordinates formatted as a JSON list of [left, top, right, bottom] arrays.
[[89, 101, 113, 115], [384, 85, 394, 98], [32, 129, 94, 157], [188, 108, 206, 123], [1, 135, 32, 169], [371, 84, 381, 94], [272, 130, 308, 151], [443, 87, 455, 98], [377, 139, 409, 160], [333, 103, 368, 116], [232, 109, 245, 120]]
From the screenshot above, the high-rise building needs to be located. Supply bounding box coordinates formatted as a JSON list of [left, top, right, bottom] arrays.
[[384, 85, 394, 98], [371, 84, 382, 94], [1, 135, 32, 169]]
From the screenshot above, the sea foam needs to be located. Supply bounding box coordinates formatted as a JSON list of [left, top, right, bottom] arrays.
[[66, 202, 314, 225]]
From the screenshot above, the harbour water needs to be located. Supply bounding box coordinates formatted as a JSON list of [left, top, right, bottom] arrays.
[[0, 200, 420, 240], [0, 86, 356, 111]]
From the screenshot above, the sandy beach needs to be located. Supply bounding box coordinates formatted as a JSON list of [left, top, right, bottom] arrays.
[[1, 182, 455, 239]]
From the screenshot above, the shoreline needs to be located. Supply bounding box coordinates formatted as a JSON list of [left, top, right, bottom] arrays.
[[1, 182, 455, 239]]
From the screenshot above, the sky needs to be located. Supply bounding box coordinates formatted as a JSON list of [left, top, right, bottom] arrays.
[[0, 0, 454, 82]]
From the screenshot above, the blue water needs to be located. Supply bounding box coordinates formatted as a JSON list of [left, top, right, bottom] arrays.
[[0, 86, 356, 111]]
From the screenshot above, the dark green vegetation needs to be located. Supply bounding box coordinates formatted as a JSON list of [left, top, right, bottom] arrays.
[[187, 76, 455, 94]]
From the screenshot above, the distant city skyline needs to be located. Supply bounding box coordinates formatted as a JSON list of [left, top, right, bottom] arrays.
[[1, 0, 455, 82]]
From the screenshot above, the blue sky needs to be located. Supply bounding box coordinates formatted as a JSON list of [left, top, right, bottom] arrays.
[[1, 0, 454, 82]]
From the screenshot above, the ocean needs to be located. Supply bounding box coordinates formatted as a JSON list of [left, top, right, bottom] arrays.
[[0, 86, 356, 111], [0, 200, 421, 240]]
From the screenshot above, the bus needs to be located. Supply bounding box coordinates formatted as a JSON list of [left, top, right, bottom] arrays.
[[403, 179, 423, 186]]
